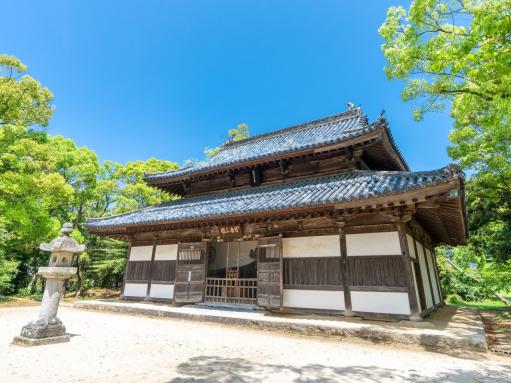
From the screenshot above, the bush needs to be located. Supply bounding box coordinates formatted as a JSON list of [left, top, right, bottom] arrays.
[[436, 247, 507, 302], [446, 294, 464, 304], [0, 257, 19, 295]]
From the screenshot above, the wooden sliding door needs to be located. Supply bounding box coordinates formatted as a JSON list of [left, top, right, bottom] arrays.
[[173, 242, 208, 303], [257, 236, 283, 309]]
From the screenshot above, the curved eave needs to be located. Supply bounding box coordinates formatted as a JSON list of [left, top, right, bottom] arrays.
[[87, 178, 466, 246], [145, 127, 406, 192]]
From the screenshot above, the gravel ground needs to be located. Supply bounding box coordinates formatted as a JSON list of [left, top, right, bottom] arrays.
[[1, 306, 510, 383]]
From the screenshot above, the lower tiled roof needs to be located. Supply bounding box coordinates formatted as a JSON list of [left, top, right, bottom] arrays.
[[87, 166, 462, 230]]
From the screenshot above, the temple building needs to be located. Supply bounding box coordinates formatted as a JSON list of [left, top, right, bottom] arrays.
[[87, 106, 467, 320]]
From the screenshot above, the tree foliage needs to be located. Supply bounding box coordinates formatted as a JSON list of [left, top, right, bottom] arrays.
[[0, 54, 179, 295], [380, 0, 511, 298], [0, 55, 53, 127], [379, 0, 511, 195], [437, 245, 511, 301], [204, 122, 249, 158]]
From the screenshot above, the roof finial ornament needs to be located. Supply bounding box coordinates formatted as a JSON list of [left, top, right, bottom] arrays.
[[380, 109, 386, 117], [346, 101, 355, 111]]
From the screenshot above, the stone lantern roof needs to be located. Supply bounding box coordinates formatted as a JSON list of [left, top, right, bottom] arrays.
[[39, 222, 85, 253]]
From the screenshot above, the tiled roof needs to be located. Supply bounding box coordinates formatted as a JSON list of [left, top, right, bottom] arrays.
[[88, 166, 462, 230], [144, 108, 394, 182]]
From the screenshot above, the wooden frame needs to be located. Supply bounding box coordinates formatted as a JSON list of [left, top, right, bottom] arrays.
[[173, 242, 208, 303], [256, 235, 283, 309], [115, 213, 449, 320], [120, 239, 132, 299], [397, 222, 421, 320], [339, 226, 353, 315], [145, 237, 158, 299]]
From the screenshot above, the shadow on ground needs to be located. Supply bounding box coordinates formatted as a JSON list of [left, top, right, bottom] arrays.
[[165, 355, 511, 383]]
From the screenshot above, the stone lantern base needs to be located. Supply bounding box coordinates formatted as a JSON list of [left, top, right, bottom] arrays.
[[12, 334, 70, 346], [12, 317, 70, 346]]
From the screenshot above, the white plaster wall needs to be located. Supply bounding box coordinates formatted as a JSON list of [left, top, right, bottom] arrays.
[[129, 246, 153, 261], [351, 291, 411, 315], [123, 283, 147, 297], [416, 242, 434, 309], [154, 244, 178, 261], [282, 236, 340, 258], [283, 289, 345, 311], [346, 232, 401, 256], [426, 248, 441, 305], [406, 234, 416, 258], [149, 284, 174, 300]]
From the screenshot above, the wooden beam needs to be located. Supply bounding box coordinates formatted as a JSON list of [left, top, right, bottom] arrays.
[[145, 236, 158, 300], [338, 224, 353, 316], [397, 222, 421, 321], [120, 238, 132, 299]]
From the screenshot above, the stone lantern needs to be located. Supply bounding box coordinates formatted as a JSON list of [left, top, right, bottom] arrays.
[[13, 223, 85, 346]]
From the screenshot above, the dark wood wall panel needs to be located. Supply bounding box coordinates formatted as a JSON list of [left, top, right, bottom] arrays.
[[151, 260, 176, 282], [283, 258, 343, 289], [126, 261, 152, 281], [348, 256, 405, 288]]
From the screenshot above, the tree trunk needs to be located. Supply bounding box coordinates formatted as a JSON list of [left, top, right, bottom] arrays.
[[74, 255, 83, 299], [27, 272, 39, 294]]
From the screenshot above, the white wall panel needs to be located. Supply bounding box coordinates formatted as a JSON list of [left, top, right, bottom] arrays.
[[283, 236, 340, 258], [346, 232, 401, 256], [351, 291, 411, 315], [123, 283, 147, 297], [416, 242, 434, 309], [283, 289, 345, 311], [129, 246, 153, 261], [154, 244, 178, 261], [149, 284, 174, 300], [426, 249, 441, 305], [406, 234, 416, 258]]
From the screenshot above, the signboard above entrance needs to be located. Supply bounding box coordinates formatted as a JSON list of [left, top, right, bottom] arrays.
[[215, 225, 243, 239]]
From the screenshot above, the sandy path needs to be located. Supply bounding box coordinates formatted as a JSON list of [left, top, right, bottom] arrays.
[[1, 306, 509, 383]]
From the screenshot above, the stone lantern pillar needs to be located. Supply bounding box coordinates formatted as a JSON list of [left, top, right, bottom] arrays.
[[13, 223, 85, 346]]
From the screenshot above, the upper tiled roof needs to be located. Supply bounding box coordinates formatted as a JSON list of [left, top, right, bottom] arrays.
[[144, 108, 402, 182], [88, 166, 462, 230]]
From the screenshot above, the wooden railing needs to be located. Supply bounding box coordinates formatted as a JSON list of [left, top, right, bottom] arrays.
[[205, 278, 257, 305]]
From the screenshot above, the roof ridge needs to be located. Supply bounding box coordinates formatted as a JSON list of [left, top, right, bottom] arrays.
[[220, 108, 364, 149], [144, 109, 371, 180]]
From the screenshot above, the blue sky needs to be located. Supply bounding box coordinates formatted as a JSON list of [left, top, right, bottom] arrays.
[[1, 0, 454, 170]]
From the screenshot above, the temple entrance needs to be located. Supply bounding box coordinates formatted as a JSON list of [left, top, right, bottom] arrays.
[[205, 240, 258, 305]]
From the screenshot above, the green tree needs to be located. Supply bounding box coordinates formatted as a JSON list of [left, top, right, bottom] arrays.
[[0, 54, 53, 127], [379, 0, 511, 266], [204, 123, 250, 158], [90, 158, 179, 216], [77, 158, 179, 295], [0, 225, 18, 294], [0, 53, 181, 296]]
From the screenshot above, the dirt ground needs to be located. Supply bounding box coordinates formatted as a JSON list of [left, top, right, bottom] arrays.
[[1, 306, 510, 383]]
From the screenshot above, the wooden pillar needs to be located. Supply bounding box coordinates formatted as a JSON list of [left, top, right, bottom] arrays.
[[278, 234, 283, 310], [145, 236, 158, 300], [120, 238, 132, 299], [431, 247, 444, 305], [421, 242, 436, 309], [397, 222, 421, 321], [339, 225, 353, 316]]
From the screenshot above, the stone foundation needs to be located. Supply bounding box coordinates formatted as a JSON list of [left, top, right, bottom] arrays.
[[12, 334, 70, 346]]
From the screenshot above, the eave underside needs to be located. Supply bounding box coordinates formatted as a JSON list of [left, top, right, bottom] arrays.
[[146, 129, 407, 196], [88, 188, 466, 247]]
